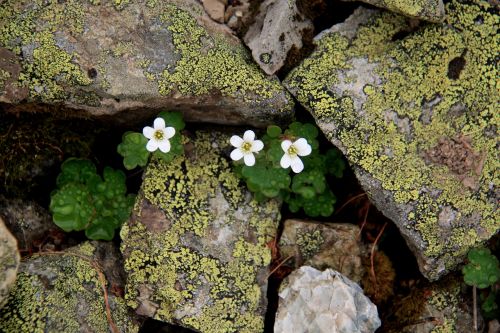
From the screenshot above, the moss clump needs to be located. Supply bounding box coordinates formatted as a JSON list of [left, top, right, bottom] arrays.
[[0, 0, 91, 102], [285, 0, 499, 275], [0, 242, 138, 333], [121, 131, 280, 333]]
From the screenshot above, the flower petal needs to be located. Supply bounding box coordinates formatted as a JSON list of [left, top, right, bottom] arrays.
[[146, 139, 158, 152], [158, 140, 171, 153], [164, 127, 176, 139], [153, 117, 165, 130], [281, 140, 292, 152], [243, 153, 256, 166], [280, 154, 292, 169], [290, 156, 304, 173], [243, 130, 255, 142], [230, 135, 244, 148], [294, 138, 312, 156], [230, 148, 244, 161], [143, 126, 154, 139], [251, 140, 264, 152]]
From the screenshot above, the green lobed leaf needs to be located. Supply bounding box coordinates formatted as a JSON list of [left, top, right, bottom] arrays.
[[50, 183, 94, 232], [85, 218, 116, 241], [462, 247, 500, 288], [56, 158, 97, 187], [324, 148, 346, 177], [117, 132, 149, 170], [267, 125, 282, 138], [158, 111, 186, 131]]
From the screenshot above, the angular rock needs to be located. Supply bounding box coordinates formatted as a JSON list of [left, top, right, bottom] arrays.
[[279, 219, 365, 283], [0, 241, 138, 332], [0, 196, 59, 251], [284, 1, 500, 281], [341, 0, 445, 22], [120, 131, 281, 333], [0, 217, 19, 309], [244, 0, 314, 75], [274, 266, 381, 333], [0, 0, 293, 127], [385, 276, 478, 333]]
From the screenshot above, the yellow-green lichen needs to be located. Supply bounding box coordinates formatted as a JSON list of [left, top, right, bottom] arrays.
[[141, 4, 285, 102], [296, 229, 324, 259], [122, 132, 280, 332], [0, 243, 137, 333], [367, 0, 444, 22], [0, 0, 91, 102], [285, 0, 499, 266]]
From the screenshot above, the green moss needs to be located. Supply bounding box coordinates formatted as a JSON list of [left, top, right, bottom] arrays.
[[0, 243, 138, 333], [122, 132, 280, 332], [285, 0, 499, 266], [144, 4, 285, 102], [0, 0, 91, 102]]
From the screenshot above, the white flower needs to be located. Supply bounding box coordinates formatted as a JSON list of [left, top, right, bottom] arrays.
[[230, 130, 264, 166], [142, 117, 176, 153], [280, 138, 312, 173]]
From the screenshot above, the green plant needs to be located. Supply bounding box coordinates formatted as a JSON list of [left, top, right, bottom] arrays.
[[49, 158, 135, 240], [117, 111, 185, 169], [232, 122, 345, 217], [463, 247, 500, 289]]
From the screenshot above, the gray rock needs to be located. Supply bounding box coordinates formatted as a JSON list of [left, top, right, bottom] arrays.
[[0, 241, 138, 332], [0, 216, 19, 309], [0, 0, 293, 127], [279, 219, 365, 283], [120, 130, 281, 333], [284, 1, 499, 281], [274, 266, 381, 333], [340, 0, 445, 22], [244, 0, 313, 75]]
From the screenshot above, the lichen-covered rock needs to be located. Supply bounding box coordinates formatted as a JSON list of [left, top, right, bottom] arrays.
[[244, 0, 313, 75], [0, 0, 293, 127], [284, 0, 500, 281], [385, 276, 478, 333], [120, 130, 281, 333], [274, 266, 381, 333], [278, 219, 365, 283], [341, 0, 445, 22], [0, 241, 138, 332], [0, 217, 19, 309]]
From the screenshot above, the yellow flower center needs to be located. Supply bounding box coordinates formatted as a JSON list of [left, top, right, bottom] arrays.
[[287, 145, 298, 156], [154, 130, 164, 141], [241, 142, 252, 152]]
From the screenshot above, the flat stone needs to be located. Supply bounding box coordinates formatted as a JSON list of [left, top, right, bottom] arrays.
[[279, 219, 365, 283], [341, 0, 445, 22], [0, 241, 138, 332], [120, 130, 281, 333], [244, 0, 313, 75], [0, 217, 19, 309], [274, 266, 381, 333], [0, 0, 293, 127], [284, 1, 499, 281], [202, 0, 226, 23]]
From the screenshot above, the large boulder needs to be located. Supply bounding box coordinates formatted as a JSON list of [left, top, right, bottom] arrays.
[[0, 0, 293, 127], [0, 217, 19, 309], [0, 241, 138, 332], [120, 130, 281, 333], [284, 0, 499, 281], [274, 266, 381, 333], [341, 0, 445, 22]]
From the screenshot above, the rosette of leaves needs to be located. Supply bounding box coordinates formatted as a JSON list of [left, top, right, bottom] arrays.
[[117, 111, 185, 169], [463, 247, 500, 289], [234, 122, 345, 217], [49, 158, 135, 240]]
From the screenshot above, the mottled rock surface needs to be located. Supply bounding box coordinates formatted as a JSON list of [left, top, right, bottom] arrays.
[[279, 219, 365, 282], [120, 131, 281, 333], [0, 242, 138, 332], [0, 217, 19, 309], [341, 0, 445, 22], [244, 0, 313, 75], [0, 0, 293, 127], [274, 266, 381, 333], [284, 0, 499, 281]]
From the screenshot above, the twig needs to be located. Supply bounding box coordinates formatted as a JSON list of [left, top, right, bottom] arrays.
[[335, 193, 367, 215], [266, 255, 293, 280], [370, 222, 388, 285], [357, 204, 370, 239], [473, 285, 477, 332]]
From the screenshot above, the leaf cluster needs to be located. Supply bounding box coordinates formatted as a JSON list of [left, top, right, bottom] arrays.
[[463, 247, 500, 289], [49, 158, 135, 240], [117, 111, 185, 169], [235, 122, 345, 217]]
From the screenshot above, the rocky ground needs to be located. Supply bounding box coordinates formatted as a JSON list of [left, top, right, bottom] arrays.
[[0, 0, 498, 332]]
